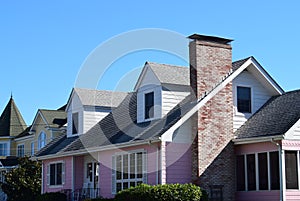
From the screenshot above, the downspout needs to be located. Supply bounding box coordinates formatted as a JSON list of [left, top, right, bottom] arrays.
[[271, 138, 284, 201]]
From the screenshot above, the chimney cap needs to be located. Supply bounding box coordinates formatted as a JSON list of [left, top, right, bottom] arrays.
[[188, 34, 233, 45]]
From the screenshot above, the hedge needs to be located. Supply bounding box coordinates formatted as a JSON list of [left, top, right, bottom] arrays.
[[35, 192, 67, 201]]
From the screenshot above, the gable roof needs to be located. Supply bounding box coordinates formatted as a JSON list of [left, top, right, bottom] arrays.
[[0, 97, 26, 137], [235, 89, 300, 140]]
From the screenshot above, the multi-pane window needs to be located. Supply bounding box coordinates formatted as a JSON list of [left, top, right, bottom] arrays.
[[236, 151, 280, 191], [17, 144, 25, 157], [144, 92, 154, 119], [0, 143, 8, 156], [285, 151, 299, 189], [113, 151, 146, 193], [38, 131, 46, 150], [237, 86, 251, 113], [72, 113, 79, 134], [47, 162, 64, 186]]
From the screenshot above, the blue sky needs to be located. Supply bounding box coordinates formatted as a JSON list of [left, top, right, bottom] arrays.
[[1, 1, 300, 124]]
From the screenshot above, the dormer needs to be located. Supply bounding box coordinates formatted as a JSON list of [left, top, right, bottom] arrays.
[[134, 62, 190, 123], [65, 88, 127, 137]]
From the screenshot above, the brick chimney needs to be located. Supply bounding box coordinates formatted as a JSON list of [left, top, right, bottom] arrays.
[[189, 34, 235, 201]]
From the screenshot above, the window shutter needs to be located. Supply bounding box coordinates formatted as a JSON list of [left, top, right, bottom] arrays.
[[142, 152, 147, 184], [112, 156, 116, 194], [47, 164, 50, 186], [62, 162, 65, 185]]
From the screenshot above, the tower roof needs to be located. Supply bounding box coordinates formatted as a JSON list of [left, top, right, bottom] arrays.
[[0, 97, 27, 137]]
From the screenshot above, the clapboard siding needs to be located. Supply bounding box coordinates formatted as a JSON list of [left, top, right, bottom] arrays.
[[83, 110, 110, 133], [233, 71, 273, 131], [161, 90, 190, 117]]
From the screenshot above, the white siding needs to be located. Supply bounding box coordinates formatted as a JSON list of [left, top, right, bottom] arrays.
[[137, 65, 160, 89], [172, 119, 193, 144], [233, 71, 273, 131], [137, 85, 162, 123], [162, 90, 190, 117], [67, 92, 84, 137], [83, 108, 111, 133], [284, 119, 300, 140]]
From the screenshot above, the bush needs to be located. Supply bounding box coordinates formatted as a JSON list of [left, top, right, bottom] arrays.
[[35, 192, 67, 201], [84, 198, 115, 201], [115, 183, 207, 201]]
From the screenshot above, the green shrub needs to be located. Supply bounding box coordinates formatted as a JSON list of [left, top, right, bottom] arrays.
[[35, 192, 67, 201], [115, 183, 207, 201], [84, 198, 115, 201]]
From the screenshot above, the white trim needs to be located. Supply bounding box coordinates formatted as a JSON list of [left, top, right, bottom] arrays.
[[255, 153, 259, 191], [235, 85, 253, 116], [282, 150, 286, 201], [14, 135, 34, 142], [30, 110, 48, 132], [47, 160, 65, 187], [233, 135, 283, 145], [267, 152, 271, 191], [17, 143, 25, 157]]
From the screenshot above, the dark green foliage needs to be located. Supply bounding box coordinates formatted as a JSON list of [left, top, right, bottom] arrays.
[[35, 192, 67, 201], [84, 198, 115, 201], [114, 183, 207, 201], [1, 156, 41, 201]]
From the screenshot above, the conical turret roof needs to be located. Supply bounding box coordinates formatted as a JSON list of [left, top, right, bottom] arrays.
[[0, 96, 27, 137]]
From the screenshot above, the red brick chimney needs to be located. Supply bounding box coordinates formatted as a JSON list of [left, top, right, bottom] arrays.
[[189, 34, 235, 201]]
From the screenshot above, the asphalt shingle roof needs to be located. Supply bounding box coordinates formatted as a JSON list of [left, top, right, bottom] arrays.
[[36, 58, 249, 157], [235, 89, 300, 139], [39, 109, 67, 127], [0, 97, 27, 137], [74, 88, 128, 108]]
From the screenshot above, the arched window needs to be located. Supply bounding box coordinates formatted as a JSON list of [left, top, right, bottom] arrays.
[[38, 131, 46, 150]]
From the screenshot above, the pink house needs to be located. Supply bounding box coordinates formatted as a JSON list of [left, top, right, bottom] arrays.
[[35, 34, 300, 201]]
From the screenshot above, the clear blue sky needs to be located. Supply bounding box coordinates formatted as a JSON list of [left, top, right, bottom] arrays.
[[1, 1, 300, 125]]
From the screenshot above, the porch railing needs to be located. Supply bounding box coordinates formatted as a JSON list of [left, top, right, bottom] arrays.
[[62, 188, 100, 201]]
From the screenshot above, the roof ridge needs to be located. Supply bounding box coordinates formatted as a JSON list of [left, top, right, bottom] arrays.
[[146, 61, 188, 69]]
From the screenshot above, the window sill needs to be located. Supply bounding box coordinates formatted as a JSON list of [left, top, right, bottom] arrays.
[[48, 185, 63, 188]]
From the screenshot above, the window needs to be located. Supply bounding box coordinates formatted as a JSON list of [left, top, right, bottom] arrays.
[[17, 144, 25, 157], [72, 113, 79, 134], [47, 162, 64, 186], [0, 143, 8, 156], [247, 154, 256, 191], [236, 151, 280, 191], [236, 155, 245, 191], [237, 86, 251, 113], [258, 153, 268, 190], [38, 131, 46, 150], [270, 151, 280, 190], [144, 92, 154, 119], [31, 142, 35, 156], [285, 151, 299, 189], [112, 151, 146, 193]]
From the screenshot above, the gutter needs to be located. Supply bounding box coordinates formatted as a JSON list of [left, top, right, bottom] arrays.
[[233, 135, 283, 145]]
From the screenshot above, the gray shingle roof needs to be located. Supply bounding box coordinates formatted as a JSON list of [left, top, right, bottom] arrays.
[[235, 89, 300, 139], [0, 97, 27, 137], [147, 62, 190, 86], [74, 88, 128, 108], [39, 109, 67, 127], [36, 58, 249, 157]]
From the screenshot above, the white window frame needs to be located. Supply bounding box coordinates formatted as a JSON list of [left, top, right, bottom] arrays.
[[17, 144, 25, 157], [38, 131, 46, 150], [112, 150, 147, 194], [47, 161, 65, 187]]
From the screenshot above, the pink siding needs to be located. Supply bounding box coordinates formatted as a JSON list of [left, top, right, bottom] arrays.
[[43, 156, 73, 193], [165, 142, 192, 184], [235, 142, 278, 155], [98, 143, 160, 198], [74, 155, 84, 190], [236, 191, 280, 201], [286, 191, 300, 200]]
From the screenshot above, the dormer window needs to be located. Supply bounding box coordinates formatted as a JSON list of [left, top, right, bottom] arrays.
[[145, 92, 154, 119], [72, 113, 79, 134], [237, 86, 252, 113]]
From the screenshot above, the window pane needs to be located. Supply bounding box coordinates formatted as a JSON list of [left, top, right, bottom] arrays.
[[137, 153, 143, 178], [247, 154, 256, 191], [130, 182, 135, 188], [56, 163, 62, 185], [130, 153, 135, 179], [285, 151, 299, 189], [123, 182, 128, 190], [236, 155, 245, 191], [258, 153, 268, 190], [72, 113, 79, 134], [50, 164, 56, 185], [270, 151, 280, 190], [237, 87, 251, 113], [145, 92, 154, 119], [116, 183, 122, 193], [116, 155, 122, 180], [123, 155, 128, 179]]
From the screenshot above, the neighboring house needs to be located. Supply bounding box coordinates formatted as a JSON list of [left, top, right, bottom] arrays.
[[14, 108, 67, 157], [35, 34, 300, 201]]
